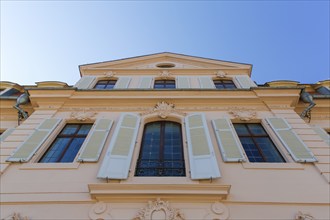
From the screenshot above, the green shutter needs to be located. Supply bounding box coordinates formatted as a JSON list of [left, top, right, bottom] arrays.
[[235, 75, 257, 89], [177, 76, 191, 89], [75, 76, 96, 89], [77, 119, 113, 162], [312, 127, 330, 146], [6, 119, 61, 162], [138, 77, 153, 88], [114, 77, 131, 89], [185, 113, 221, 180], [267, 118, 317, 162], [97, 113, 140, 179], [212, 118, 246, 162], [198, 77, 215, 89], [0, 128, 15, 142]]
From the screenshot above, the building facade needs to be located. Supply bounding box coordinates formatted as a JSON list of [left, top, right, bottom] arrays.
[[0, 53, 329, 220]]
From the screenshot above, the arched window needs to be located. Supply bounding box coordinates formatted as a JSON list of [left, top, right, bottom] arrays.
[[135, 121, 185, 177], [154, 80, 176, 89]]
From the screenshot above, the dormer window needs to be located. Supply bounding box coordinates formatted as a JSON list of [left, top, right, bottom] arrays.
[[154, 80, 176, 89], [213, 79, 236, 89], [94, 80, 117, 89]]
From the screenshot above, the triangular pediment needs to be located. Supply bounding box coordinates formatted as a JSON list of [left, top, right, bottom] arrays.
[[79, 52, 252, 74]]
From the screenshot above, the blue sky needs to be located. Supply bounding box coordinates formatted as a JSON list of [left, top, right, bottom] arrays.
[[1, 1, 329, 85]]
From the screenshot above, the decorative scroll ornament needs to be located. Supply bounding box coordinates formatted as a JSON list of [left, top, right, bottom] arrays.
[[70, 109, 97, 121], [140, 101, 186, 119], [132, 198, 185, 220], [89, 202, 113, 220], [104, 71, 116, 78], [203, 202, 229, 220], [215, 70, 226, 78], [295, 211, 315, 220], [159, 70, 172, 79], [3, 212, 29, 220], [228, 107, 257, 121]]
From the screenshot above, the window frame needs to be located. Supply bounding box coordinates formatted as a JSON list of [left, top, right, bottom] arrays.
[[135, 120, 186, 177], [93, 79, 118, 89], [213, 79, 237, 89], [153, 79, 176, 89]]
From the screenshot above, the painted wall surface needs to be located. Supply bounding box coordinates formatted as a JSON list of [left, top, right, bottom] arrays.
[[0, 53, 329, 220]]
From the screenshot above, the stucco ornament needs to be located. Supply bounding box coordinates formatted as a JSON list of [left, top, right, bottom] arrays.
[[2, 212, 29, 220], [228, 107, 257, 121], [215, 70, 226, 78], [70, 109, 97, 121], [203, 202, 229, 220], [141, 101, 186, 119], [89, 202, 113, 220], [104, 71, 116, 77], [295, 211, 315, 220], [132, 198, 185, 220], [159, 70, 172, 79]]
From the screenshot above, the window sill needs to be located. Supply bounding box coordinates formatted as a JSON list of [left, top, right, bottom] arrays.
[[19, 162, 80, 170], [241, 162, 304, 170]]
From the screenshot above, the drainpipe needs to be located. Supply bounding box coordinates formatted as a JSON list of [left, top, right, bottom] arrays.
[[13, 92, 30, 121], [300, 89, 316, 119]]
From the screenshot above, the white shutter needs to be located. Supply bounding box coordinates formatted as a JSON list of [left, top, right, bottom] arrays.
[[212, 118, 246, 162], [74, 76, 96, 89], [114, 77, 131, 89], [185, 113, 221, 180], [7, 119, 62, 162], [267, 118, 317, 162], [0, 128, 15, 142], [198, 77, 215, 89], [176, 76, 191, 89], [77, 119, 113, 162], [97, 113, 140, 179], [235, 75, 257, 88], [138, 77, 153, 89], [312, 127, 330, 146]]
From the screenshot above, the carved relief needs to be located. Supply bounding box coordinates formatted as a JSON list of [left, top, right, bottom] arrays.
[[140, 101, 186, 119], [70, 109, 97, 121], [203, 202, 229, 220], [295, 211, 315, 220], [103, 71, 116, 78], [132, 198, 185, 220], [228, 107, 257, 121], [89, 202, 113, 220], [215, 70, 226, 78], [159, 70, 172, 79], [2, 212, 29, 220]]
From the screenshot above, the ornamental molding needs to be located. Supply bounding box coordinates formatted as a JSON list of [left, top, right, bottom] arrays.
[[103, 71, 116, 78], [132, 198, 185, 220], [70, 109, 97, 121], [215, 70, 227, 78], [159, 70, 172, 79], [228, 107, 257, 121], [295, 211, 315, 220], [203, 202, 229, 220], [89, 202, 113, 220], [140, 101, 186, 119], [2, 212, 29, 220]]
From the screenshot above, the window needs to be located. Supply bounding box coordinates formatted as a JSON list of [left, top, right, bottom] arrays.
[[39, 124, 92, 163], [154, 80, 176, 89], [135, 121, 185, 176], [233, 123, 285, 163], [213, 79, 236, 89], [94, 80, 117, 89]]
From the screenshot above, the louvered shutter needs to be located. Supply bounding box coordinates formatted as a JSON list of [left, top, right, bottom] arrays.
[[177, 76, 191, 89], [0, 128, 15, 142], [235, 75, 257, 89], [114, 77, 131, 89], [7, 119, 62, 162], [77, 119, 113, 162], [312, 127, 330, 146], [185, 113, 221, 179], [138, 77, 153, 89], [212, 118, 246, 162], [75, 76, 96, 89], [97, 113, 140, 179], [198, 77, 215, 89], [266, 118, 317, 162]]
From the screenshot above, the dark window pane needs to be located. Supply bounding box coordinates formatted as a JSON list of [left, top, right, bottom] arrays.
[[154, 80, 176, 89], [214, 80, 236, 89], [60, 138, 85, 162], [61, 125, 79, 135], [77, 124, 93, 135], [94, 80, 117, 89], [247, 124, 267, 135]]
